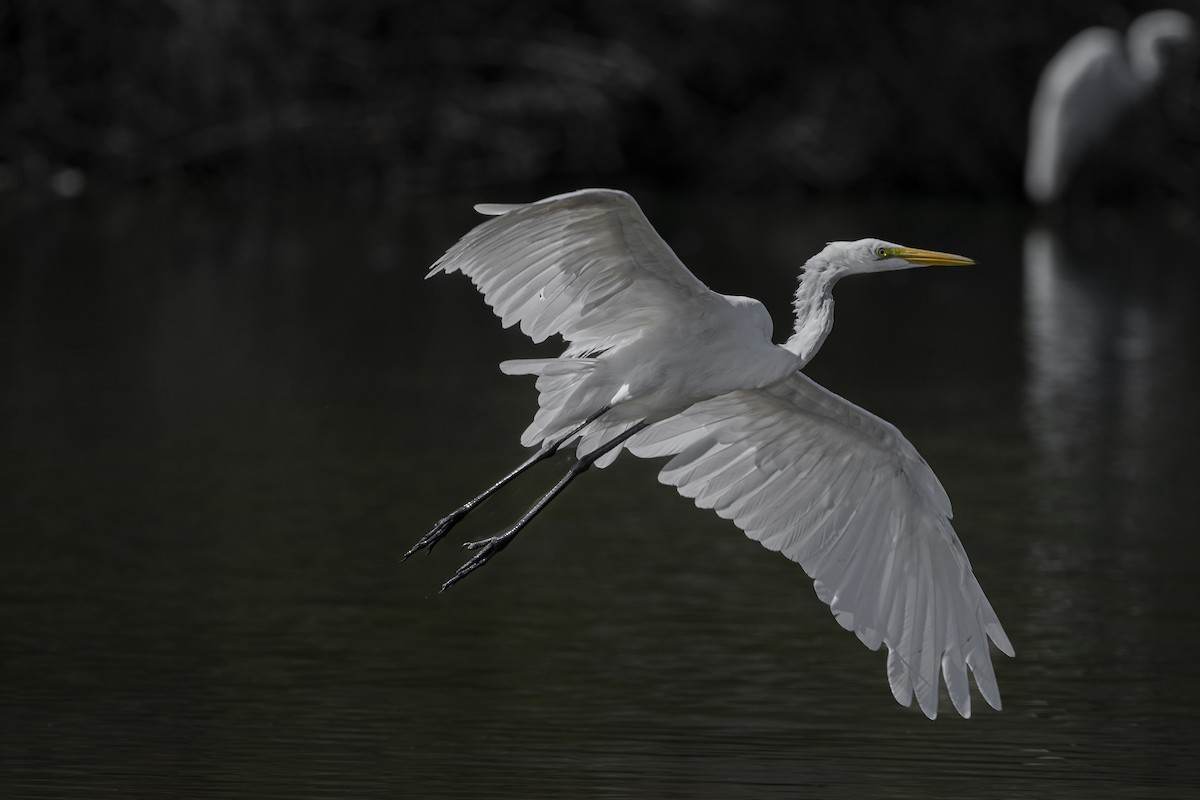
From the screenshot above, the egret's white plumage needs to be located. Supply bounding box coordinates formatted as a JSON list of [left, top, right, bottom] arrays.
[[430, 190, 798, 467], [627, 374, 1010, 718], [1026, 9, 1196, 204], [412, 188, 1013, 719]]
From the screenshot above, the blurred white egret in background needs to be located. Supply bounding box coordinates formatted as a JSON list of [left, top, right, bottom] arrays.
[[1026, 9, 1196, 205], [405, 189, 1012, 719]]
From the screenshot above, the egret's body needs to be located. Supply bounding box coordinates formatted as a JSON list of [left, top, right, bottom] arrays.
[[502, 290, 797, 463], [407, 189, 1012, 719], [1026, 9, 1195, 204]]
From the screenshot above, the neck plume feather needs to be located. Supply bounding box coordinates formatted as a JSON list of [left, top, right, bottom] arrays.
[[783, 263, 841, 364]]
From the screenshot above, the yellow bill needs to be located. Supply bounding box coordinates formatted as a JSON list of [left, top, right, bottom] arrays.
[[893, 246, 975, 267]]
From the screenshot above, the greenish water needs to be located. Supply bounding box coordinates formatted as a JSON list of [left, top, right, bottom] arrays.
[[2, 190, 1199, 797]]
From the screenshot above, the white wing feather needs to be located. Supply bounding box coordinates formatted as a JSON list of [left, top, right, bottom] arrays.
[[628, 371, 1014, 719], [428, 188, 722, 357]]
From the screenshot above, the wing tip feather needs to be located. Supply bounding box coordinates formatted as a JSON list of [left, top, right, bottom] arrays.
[[989, 624, 1016, 658], [474, 202, 522, 216]]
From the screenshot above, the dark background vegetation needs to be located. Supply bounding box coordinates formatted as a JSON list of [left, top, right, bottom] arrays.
[[2, 0, 1198, 203]]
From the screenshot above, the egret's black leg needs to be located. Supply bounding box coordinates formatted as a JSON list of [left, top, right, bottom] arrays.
[[403, 405, 613, 560], [440, 421, 650, 592]]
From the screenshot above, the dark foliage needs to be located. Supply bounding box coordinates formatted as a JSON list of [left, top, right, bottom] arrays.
[[1, 0, 1196, 199]]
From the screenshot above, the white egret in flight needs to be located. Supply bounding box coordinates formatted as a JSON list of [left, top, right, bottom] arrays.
[[1026, 9, 1196, 204], [405, 189, 1013, 719]]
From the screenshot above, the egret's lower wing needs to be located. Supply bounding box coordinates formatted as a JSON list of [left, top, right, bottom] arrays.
[[627, 371, 1013, 719]]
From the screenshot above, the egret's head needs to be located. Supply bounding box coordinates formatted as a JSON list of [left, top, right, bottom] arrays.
[[810, 238, 975, 278], [1128, 9, 1196, 83]]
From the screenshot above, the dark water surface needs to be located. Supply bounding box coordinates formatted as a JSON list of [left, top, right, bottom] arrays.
[[2, 190, 1199, 797]]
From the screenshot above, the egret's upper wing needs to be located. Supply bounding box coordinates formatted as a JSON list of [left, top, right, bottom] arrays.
[[429, 189, 722, 356], [628, 371, 1013, 719]]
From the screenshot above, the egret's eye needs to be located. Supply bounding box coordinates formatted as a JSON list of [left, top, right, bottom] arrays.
[[875, 246, 890, 259]]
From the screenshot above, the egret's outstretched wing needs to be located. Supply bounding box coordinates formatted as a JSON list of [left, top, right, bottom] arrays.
[[429, 189, 722, 357], [628, 372, 1014, 719]]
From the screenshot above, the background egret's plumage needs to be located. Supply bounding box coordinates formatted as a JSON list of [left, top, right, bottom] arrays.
[[408, 188, 1012, 719], [1026, 9, 1196, 205]]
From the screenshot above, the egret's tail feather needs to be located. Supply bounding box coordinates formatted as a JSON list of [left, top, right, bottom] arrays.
[[581, 419, 644, 468], [500, 357, 630, 463]]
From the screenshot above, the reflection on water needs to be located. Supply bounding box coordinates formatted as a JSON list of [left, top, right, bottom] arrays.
[[1022, 226, 1187, 491], [1018, 220, 1200, 795], [2, 191, 1199, 797], [1021, 221, 1200, 552]]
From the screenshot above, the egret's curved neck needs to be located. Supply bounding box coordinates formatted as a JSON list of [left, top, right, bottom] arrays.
[[783, 265, 841, 364]]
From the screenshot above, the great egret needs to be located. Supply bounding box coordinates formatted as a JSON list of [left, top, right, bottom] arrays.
[[406, 189, 1013, 719], [1025, 9, 1196, 204]]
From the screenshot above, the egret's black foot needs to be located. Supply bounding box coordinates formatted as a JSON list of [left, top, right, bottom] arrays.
[[402, 509, 470, 561], [439, 535, 513, 592]]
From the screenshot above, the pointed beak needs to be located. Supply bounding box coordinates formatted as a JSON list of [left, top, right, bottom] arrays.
[[896, 247, 975, 267]]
